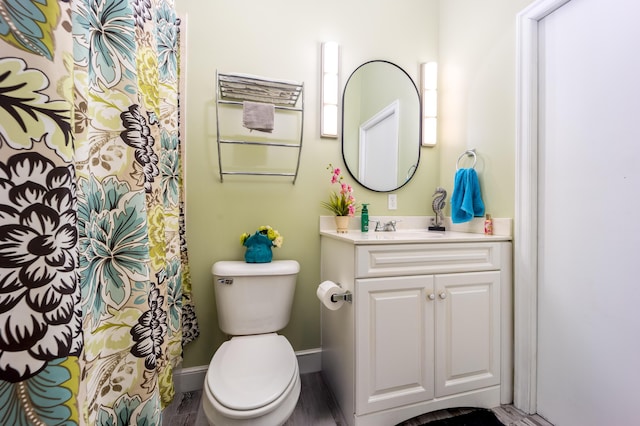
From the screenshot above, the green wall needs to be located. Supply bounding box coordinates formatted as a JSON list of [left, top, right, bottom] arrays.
[[437, 0, 535, 214], [176, 0, 532, 368]]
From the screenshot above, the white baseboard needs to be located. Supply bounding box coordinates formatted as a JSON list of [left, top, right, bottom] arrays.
[[174, 348, 322, 393], [173, 364, 208, 393], [294, 348, 322, 375]]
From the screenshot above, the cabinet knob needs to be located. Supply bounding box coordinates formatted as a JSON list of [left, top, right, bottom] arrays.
[[439, 292, 447, 299], [428, 293, 435, 300]]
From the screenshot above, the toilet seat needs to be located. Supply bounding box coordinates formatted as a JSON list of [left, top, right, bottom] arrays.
[[206, 334, 297, 413]]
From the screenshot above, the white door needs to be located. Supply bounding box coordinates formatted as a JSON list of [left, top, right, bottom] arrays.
[[434, 272, 500, 398], [536, 0, 640, 424], [359, 101, 399, 191], [355, 275, 434, 415]]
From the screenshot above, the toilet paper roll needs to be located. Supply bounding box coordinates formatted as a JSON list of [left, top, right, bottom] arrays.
[[316, 280, 345, 311]]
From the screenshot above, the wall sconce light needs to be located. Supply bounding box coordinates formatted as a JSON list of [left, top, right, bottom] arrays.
[[321, 41, 340, 138], [421, 62, 438, 146]]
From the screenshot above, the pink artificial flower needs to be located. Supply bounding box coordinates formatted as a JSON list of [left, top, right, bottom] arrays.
[[323, 163, 359, 217]]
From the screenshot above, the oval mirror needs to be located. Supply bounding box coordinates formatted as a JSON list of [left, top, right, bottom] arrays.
[[342, 60, 421, 192]]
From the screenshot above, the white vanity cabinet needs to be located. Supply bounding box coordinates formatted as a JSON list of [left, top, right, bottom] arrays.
[[320, 233, 512, 426]]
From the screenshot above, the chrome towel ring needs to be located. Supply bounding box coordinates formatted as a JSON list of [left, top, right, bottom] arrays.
[[456, 149, 477, 170]]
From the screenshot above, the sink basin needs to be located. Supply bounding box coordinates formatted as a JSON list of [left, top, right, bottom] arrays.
[[369, 231, 444, 240]]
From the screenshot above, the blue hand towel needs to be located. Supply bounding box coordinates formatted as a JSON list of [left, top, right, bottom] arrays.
[[451, 168, 485, 223]]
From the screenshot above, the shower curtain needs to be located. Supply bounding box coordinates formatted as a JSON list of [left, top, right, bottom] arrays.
[[0, 0, 199, 424]]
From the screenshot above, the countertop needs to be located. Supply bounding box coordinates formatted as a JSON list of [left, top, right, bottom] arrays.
[[319, 216, 513, 245]]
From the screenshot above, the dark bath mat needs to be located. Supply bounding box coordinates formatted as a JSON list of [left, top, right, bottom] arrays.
[[416, 409, 504, 426]]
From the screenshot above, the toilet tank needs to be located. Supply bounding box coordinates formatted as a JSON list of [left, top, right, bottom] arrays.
[[211, 260, 300, 335]]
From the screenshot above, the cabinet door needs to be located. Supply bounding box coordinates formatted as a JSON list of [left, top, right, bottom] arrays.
[[355, 275, 434, 415], [434, 271, 501, 397]]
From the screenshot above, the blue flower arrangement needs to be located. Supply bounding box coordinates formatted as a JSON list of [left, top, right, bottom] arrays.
[[240, 225, 283, 263]]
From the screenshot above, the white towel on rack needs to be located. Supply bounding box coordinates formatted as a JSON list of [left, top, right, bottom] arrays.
[[242, 101, 275, 133]]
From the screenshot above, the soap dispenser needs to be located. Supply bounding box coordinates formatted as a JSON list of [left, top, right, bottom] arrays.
[[361, 204, 369, 232]]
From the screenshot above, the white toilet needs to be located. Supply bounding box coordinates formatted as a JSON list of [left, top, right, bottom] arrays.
[[202, 260, 301, 426]]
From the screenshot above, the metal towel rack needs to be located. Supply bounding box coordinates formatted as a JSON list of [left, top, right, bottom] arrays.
[[215, 71, 304, 183], [456, 149, 477, 170]]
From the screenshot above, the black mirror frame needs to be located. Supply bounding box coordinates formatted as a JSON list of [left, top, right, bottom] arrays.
[[341, 60, 422, 193]]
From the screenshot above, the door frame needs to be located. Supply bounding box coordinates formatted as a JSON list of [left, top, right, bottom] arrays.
[[514, 0, 571, 414]]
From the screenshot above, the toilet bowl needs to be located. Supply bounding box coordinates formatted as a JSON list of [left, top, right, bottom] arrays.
[[202, 334, 300, 425], [202, 260, 301, 425]]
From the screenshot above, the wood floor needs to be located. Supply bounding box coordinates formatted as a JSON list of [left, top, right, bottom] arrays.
[[162, 372, 554, 426]]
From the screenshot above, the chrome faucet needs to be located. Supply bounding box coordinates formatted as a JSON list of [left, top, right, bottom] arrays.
[[374, 220, 397, 232]]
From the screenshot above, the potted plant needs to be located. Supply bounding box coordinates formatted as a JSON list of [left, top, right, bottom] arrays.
[[321, 164, 359, 232], [240, 225, 283, 263]]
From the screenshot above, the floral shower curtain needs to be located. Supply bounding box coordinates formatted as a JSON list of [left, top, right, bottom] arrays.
[[0, 0, 199, 424]]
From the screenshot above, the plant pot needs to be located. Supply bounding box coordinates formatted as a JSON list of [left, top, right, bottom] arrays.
[[244, 232, 273, 263], [335, 216, 350, 233]]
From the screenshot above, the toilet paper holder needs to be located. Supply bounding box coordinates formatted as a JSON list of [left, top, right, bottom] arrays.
[[331, 291, 352, 303]]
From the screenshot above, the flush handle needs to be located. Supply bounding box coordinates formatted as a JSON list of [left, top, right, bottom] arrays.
[[218, 278, 233, 285]]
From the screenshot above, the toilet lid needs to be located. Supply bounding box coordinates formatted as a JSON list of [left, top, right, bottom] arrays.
[[207, 334, 297, 411]]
